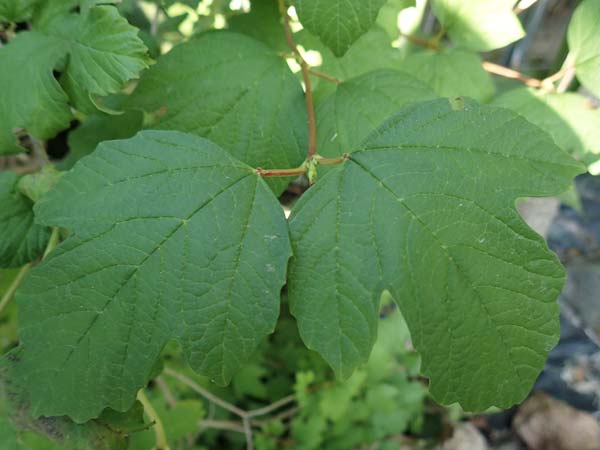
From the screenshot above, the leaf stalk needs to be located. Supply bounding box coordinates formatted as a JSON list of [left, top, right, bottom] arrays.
[[255, 154, 349, 178], [278, 0, 317, 158], [137, 389, 170, 450], [0, 226, 61, 318]]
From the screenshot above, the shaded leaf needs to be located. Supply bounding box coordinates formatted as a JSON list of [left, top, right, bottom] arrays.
[[316, 70, 437, 158], [0, 172, 51, 268], [399, 48, 495, 102], [567, 0, 600, 98], [493, 87, 600, 165], [64, 100, 144, 169], [127, 31, 307, 194], [1, 350, 139, 450], [431, 0, 524, 51]]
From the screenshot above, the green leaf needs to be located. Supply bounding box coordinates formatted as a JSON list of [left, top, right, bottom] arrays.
[[288, 98, 583, 411], [227, 0, 287, 51], [399, 48, 495, 102], [56, 6, 151, 114], [0, 0, 36, 22], [232, 363, 269, 399], [17, 165, 63, 203], [292, 0, 387, 57], [63, 104, 144, 169], [316, 70, 437, 158], [0, 32, 71, 155], [129, 396, 205, 448], [567, 0, 600, 98], [126, 31, 307, 194], [296, 26, 406, 102], [431, 0, 524, 51], [15, 130, 291, 422], [493, 87, 600, 165], [0, 5, 149, 154], [1, 350, 138, 450], [0, 172, 51, 268], [376, 0, 416, 39]]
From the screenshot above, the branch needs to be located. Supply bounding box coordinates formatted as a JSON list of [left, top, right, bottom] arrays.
[[252, 406, 299, 427], [278, 0, 317, 158], [554, 52, 576, 93], [556, 68, 576, 93], [247, 395, 295, 418], [242, 417, 254, 450], [164, 367, 246, 417], [155, 376, 177, 408], [199, 419, 246, 434], [482, 61, 546, 89], [0, 264, 31, 317], [400, 33, 440, 50], [137, 389, 170, 450], [309, 69, 340, 84], [255, 166, 307, 177]]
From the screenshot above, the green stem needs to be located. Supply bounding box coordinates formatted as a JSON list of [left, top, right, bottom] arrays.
[[0, 264, 32, 317], [137, 389, 170, 450], [43, 227, 60, 259], [316, 154, 349, 166], [0, 227, 61, 317], [278, 0, 318, 158], [255, 165, 307, 177]]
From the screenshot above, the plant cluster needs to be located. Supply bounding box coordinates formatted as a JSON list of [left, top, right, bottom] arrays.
[[0, 0, 599, 449]]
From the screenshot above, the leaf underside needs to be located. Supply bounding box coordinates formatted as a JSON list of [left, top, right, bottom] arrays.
[[15, 130, 291, 422], [288, 98, 583, 411]]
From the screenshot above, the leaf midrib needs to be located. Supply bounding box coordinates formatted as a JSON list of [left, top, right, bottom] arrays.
[[53, 173, 254, 377], [347, 156, 527, 388]]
